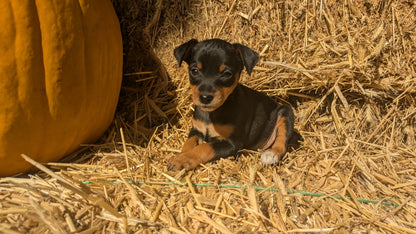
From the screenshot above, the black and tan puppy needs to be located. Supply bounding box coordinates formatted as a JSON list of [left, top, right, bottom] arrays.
[[169, 39, 294, 170]]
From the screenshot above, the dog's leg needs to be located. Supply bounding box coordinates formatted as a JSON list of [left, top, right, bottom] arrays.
[[181, 135, 200, 153], [180, 128, 204, 153], [169, 140, 237, 170], [261, 106, 294, 165]]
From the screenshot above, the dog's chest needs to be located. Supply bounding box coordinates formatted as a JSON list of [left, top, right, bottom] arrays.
[[192, 118, 234, 140]]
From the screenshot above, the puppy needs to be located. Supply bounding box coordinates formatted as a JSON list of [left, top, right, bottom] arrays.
[[169, 39, 294, 170]]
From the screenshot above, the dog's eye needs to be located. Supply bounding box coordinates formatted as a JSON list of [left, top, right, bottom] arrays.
[[223, 71, 233, 78], [190, 68, 199, 76]]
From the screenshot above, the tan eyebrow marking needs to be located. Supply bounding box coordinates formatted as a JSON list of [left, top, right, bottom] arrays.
[[219, 64, 226, 72]]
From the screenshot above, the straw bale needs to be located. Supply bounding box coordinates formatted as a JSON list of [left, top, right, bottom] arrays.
[[1, 0, 415, 233]]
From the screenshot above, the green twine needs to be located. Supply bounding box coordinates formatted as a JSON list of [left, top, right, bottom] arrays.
[[82, 180, 398, 207]]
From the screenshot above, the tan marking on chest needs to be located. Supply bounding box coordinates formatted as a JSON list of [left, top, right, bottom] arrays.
[[192, 119, 235, 140]]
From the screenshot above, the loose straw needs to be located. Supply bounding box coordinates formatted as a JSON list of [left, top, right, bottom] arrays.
[[82, 180, 399, 207]]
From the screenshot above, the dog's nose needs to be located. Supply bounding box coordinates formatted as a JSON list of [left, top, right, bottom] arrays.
[[199, 94, 214, 104]]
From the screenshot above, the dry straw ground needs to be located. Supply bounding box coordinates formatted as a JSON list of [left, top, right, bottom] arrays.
[[1, 0, 416, 233]]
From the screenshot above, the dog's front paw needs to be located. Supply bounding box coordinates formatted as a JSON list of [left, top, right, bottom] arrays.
[[168, 152, 201, 171]]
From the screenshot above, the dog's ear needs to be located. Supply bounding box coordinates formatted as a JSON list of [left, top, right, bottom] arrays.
[[174, 39, 198, 66], [233, 43, 259, 75]]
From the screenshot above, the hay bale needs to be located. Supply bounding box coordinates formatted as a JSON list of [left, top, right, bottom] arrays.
[[1, 0, 415, 233]]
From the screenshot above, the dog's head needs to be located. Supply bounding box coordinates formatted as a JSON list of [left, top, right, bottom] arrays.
[[174, 39, 259, 112]]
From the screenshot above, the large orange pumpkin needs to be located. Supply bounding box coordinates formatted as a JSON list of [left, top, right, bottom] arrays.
[[0, 0, 123, 176]]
